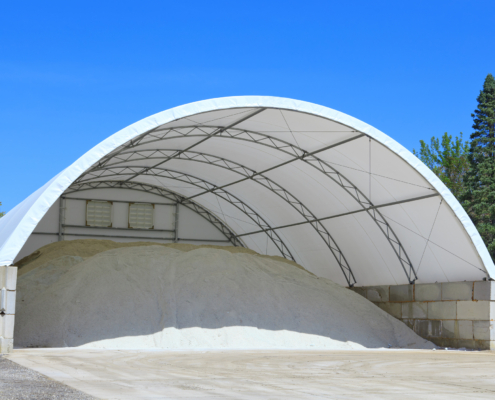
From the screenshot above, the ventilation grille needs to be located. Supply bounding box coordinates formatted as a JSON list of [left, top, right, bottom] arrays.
[[129, 203, 154, 229], [86, 200, 112, 227]]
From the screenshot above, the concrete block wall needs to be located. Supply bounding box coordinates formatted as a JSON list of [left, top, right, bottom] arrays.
[[0, 266, 17, 353], [351, 281, 495, 350]]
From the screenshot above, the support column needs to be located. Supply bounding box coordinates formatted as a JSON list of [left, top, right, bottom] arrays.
[[174, 203, 179, 243], [0, 265, 17, 354], [58, 196, 65, 241]]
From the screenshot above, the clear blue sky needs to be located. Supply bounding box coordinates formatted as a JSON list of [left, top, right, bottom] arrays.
[[1, 1, 494, 212]]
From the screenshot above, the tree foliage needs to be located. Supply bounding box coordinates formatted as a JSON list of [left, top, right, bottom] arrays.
[[461, 73, 495, 259], [413, 132, 470, 198], [0, 202, 4, 218]]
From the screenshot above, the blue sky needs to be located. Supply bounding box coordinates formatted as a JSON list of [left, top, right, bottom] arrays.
[[1, 1, 494, 212]]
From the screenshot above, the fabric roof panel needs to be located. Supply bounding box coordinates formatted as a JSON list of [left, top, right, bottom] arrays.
[[320, 213, 406, 286], [157, 108, 256, 128], [273, 223, 346, 284], [191, 137, 296, 170], [428, 202, 485, 273], [263, 160, 364, 218], [276, 109, 356, 132]]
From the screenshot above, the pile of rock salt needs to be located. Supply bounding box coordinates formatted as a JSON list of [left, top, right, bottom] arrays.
[[15, 243, 432, 350]]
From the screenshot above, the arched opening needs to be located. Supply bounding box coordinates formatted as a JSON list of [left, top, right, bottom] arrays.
[[1, 96, 494, 353]]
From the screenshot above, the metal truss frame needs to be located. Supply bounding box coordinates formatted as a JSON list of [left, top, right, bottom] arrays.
[[83, 123, 419, 283], [65, 180, 245, 247], [122, 108, 266, 183], [72, 172, 296, 262], [80, 149, 357, 286]]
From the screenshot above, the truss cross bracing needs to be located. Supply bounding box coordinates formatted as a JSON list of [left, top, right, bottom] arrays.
[[74, 169, 295, 262], [65, 180, 244, 247], [80, 150, 357, 285], [83, 125, 418, 283]]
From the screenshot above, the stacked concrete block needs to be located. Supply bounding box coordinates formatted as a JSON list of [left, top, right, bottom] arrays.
[[0, 266, 17, 354], [350, 280, 495, 350]]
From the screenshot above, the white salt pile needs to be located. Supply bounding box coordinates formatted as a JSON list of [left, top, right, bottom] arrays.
[[15, 243, 432, 350]]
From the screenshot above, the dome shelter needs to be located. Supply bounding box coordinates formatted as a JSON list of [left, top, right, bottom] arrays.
[[1, 96, 494, 352], [1, 96, 493, 284]]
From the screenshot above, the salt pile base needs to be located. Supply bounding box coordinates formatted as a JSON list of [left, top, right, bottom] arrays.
[[15, 243, 433, 350]]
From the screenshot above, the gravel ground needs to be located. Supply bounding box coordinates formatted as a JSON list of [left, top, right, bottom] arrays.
[[0, 356, 96, 400]]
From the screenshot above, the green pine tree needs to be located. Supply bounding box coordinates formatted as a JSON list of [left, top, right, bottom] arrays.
[[462, 73, 495, 259], [0, 202, 4, 218], [413, 132, 470, 199]]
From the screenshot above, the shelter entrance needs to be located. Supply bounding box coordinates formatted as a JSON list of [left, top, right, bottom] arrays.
[[1, 97, 494, 353]]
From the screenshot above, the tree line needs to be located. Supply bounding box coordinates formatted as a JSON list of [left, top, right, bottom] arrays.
[[414, 73, 495, 260]]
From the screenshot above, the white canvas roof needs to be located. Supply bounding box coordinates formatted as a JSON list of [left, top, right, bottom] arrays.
[[1, 96, 493, 286]]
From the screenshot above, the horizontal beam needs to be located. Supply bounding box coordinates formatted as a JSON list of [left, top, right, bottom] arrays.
[[62, 224, 175, 233], [32, 231, 230, 243], [64, 180, 245, 247], [236, 193, 440, 237], [63, 196, 176, 206]]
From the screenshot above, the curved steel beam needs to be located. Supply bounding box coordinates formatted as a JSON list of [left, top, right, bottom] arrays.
[[85, 124, 417, 283], [64, 180, 245, 247], [81, 149, 357, 286], [75, 170, 296, 262]]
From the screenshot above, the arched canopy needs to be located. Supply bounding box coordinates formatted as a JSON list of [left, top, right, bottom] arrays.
[[1, 96, 493, 286]]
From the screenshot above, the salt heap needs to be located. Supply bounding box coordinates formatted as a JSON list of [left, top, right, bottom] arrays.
[[15, 242, 432, 350]]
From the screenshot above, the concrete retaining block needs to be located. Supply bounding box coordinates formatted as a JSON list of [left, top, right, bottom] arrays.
[[0, 266, 17, 291], [401, 302, 427, 319], [0, 337, 13, 354], [473, 281, 495, 301], [414, 320, 442, 338], [454, 338, 477, 349], [457, 320, 473, 340], [376, 302, 402, 319], [415, 283, 441, 301], [366, 286, 389, 302], [457, 301, 491, 320], [1, 289, 16, 315], [442, 320, 474, 340], [442, 282, 473, 301], [432, 337, 494, 350], [442, 320, 455, 339], [355, 281, 495, 349], [350, 287, 366, 297], [473, 321, 494, 341], [390, 285, 413, 302], [0, 314, 15, 339], [428, 301, 456, 320], [402, 319, 414, 329], [480, 340, 495, 350]]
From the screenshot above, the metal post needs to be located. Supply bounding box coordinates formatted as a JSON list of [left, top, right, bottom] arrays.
[[174, 203, 179, 243], [58, 196, 65, 241]]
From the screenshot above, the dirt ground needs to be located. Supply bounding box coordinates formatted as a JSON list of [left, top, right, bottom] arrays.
[[5, 349, 495, 399]]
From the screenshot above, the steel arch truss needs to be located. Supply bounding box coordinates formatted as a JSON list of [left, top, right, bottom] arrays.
[[81, 149, 357, 286], [83, 124, 418, 283], [302, 156, 417, 283], [75, 169, 296, 262], [65, 180, 244, 247]]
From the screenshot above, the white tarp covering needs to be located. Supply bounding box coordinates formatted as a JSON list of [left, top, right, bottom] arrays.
[[1, 96, 493, 286]]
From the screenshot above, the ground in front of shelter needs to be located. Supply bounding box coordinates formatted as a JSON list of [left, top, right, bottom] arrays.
[[0, 356, 95, 400], [4, 349, 495, 399]]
